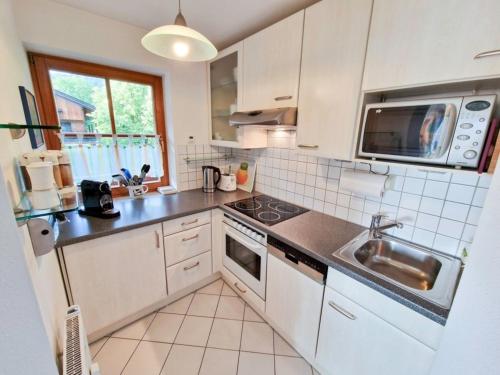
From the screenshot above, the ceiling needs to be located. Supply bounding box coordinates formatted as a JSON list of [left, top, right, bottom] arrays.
[[52, 0, 319, 49]]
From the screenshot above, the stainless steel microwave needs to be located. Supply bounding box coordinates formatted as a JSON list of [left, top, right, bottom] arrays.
[[358, 95, 496, 168]]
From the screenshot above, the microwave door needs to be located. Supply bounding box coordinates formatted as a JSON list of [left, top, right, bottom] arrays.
[[359, 98, 462, 165]]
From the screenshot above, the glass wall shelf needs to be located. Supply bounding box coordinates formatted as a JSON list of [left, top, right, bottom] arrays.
[[14, 193, 79, 222], [0, 123, 60, 130]]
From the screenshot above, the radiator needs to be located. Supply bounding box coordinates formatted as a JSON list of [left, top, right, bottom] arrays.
[[63, 305, 100, 375]]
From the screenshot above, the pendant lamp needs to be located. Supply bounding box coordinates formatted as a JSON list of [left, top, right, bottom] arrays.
[[141, 0, 217, 62]]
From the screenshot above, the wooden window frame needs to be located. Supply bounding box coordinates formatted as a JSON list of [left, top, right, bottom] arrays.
[[28, 52, 169, 194]]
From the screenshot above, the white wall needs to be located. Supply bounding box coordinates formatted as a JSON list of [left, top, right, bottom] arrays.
[[430, 161, 500, 374], [0, 0, 68, 360], [0, 3, 58, 373], [12, 0, 210, 187]]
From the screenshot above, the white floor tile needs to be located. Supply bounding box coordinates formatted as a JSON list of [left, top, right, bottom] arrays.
[[143, 313, 184, 343], [237, 351, 274, 375], [240, 321, 274, 354], [89, 337, 108, 359], [274, 332, 299, 357], [207, 318, 243, 350], [94, 337, 138, 375], [175, 316, 213, 346], [275, 356, 312, 375], [312, 368, 321, 375], [199, 348, 239, 375], [221, 282, 237, 296], [112, 313, 155, 340], [197, 279, 224, 295], [160, 293, 194, 314], [122, 341, 171, 375], [160, 344, 204, 375], [243, 305, 264, 322], [187, 293, 220, 317], [216, 296, 245, 320]]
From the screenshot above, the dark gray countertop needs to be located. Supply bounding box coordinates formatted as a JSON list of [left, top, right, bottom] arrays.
[[56, 188, 450, 325], [56, 189, 253, 247]]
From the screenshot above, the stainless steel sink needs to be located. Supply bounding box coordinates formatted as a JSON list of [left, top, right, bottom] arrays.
[[334, 231, 462, 309]]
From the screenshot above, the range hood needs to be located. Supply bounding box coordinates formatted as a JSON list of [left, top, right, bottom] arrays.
[[229, 107, 297, 129]]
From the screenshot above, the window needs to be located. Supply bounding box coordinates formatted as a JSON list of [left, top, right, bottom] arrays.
[[29, 53, 169, 192]]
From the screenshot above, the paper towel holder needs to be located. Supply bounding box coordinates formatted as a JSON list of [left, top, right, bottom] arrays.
[[27, 217, 56, 257]]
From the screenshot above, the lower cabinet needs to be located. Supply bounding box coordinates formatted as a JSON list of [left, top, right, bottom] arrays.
[[167, 251, 213, 294], [221, 266, 265, 313], [62, 224, 167, 336], [316, 287, 435, 375], [265, 253, 324, 361]]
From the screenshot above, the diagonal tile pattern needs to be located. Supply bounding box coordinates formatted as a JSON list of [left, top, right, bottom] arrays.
[[89, 278, 318, 375]]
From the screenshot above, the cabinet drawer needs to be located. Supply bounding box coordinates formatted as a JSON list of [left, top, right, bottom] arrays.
[[167, 251, 212, 294], [221, 267, 265, 313], [164, 224, 211, 266], [163, 211, 211, 236]]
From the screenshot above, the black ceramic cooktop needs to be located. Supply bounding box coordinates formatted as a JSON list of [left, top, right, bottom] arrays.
[[225, 195, 308, 226]]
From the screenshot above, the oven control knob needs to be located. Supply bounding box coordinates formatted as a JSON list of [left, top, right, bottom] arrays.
[[463, 150, 477, 159]]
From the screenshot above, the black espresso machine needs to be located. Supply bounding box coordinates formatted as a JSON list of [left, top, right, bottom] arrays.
[[78, 180, 120, 218]]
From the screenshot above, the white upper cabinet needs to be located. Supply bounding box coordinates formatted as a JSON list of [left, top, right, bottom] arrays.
[[296, 0, 373, 160], [363, 0, 500, 91], [241, 11, 304, 111]]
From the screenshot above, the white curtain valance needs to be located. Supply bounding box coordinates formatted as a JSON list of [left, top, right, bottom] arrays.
[[61, 135, 164, 184]]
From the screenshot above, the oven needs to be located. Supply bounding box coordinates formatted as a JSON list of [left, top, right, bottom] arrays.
[[358, 95, 496, 168], [222, 214, 267, 299]]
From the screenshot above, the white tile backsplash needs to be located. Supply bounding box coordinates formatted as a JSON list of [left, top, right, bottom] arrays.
[[172, 131, 490, 257], [228, 131, 492, 257]]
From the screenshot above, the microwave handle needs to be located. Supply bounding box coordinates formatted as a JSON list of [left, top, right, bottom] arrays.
[[439, 103, 458, 155]]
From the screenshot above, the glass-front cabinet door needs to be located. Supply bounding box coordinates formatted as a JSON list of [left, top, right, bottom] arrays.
[[208, 43, 242, 146]]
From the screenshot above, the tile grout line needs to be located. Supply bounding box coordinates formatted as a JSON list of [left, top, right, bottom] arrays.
[[235, 300, 247, 375], [90, 335, 110, 360], [157, 288, 198, 375], [119, 310, 160, 375], [196, 282, 223, 375]]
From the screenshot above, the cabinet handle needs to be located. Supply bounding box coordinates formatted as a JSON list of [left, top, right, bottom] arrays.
[[234, 282, 247, 293], [297, 144, 319, 149], [183, 261, 200, 271], [155, 230, 160, 249], [182, 234, 199, 242], [474, 49, 500, 59], [181, 218, 199, 226], [274, 95, 292, 101], [328, 301, 356, 320]]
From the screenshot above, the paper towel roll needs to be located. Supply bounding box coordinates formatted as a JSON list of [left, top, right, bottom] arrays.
[[339, 170, 388, 199]]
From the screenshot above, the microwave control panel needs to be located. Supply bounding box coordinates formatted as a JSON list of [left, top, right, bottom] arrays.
[[447, 95, 496, 168]]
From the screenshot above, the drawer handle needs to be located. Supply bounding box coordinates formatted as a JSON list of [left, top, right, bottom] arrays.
[[234, 282, 246, 293], [182, 234, 199, 242], [474, 49, 500, 59], [181, 218, 199, 226], [155, 230, 160, 249], [183, 261, 200, 271], [328, 301, 356, 320], [297, 144, 319, 149], [274, 95, 292, 101]]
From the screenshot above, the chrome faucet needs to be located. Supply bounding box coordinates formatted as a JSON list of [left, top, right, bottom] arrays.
[[370, 213, 403, 239]]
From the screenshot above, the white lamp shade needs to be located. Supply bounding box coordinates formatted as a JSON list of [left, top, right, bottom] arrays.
[[142, 24, 217, 62]]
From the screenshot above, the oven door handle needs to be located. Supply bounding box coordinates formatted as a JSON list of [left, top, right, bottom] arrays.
[[223, 223, 265, 253]]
